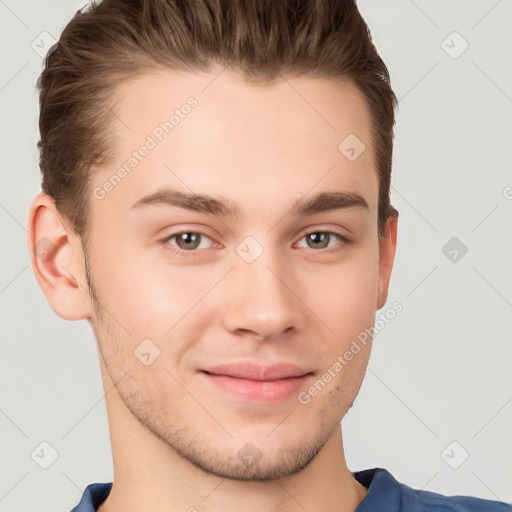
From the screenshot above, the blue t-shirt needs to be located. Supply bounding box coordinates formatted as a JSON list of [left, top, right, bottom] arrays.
[[70, 467, 511, 512]]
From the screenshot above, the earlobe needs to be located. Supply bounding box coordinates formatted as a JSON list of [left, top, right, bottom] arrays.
[[27, 193, 92, 321], [376, 211, 398, 310]]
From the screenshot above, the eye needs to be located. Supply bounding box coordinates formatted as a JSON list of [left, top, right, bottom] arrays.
[[162, 231, 214, 252], [160, 229, 351, 256], [295, 230, 350, 251]]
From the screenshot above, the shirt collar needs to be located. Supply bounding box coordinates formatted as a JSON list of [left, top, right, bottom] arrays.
[[71, 467, 400, 512], [353, 467, 402, 511]]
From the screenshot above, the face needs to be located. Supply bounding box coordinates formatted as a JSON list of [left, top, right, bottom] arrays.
[[85, 66, 387, 480]]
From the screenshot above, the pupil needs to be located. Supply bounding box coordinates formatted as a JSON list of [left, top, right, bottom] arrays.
[[309, 232, 328, 249], [179, 233, 199, 249]]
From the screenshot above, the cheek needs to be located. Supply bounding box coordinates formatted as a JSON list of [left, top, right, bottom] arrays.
[[302, 244, 379, 339], [92, 242, 222, 336], [91, 232, 379, 343]]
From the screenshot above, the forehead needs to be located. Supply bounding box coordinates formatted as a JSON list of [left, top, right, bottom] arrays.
[[92, 67, 377, 218]]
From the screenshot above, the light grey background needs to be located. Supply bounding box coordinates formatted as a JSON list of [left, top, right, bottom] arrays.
[[1, 1, 511, 511]]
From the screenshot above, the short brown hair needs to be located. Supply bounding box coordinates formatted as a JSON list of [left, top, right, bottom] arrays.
[[37, 0, 398, 246]]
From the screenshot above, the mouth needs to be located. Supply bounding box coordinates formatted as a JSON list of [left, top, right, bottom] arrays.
[[199, 363, 314, 402]]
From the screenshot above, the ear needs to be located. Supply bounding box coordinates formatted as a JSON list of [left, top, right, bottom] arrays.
[[27, 193, 93, 320], [376, 209, 398, 310]]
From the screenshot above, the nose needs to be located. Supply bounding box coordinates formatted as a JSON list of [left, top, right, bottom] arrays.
[[221, 250, 305, 340]]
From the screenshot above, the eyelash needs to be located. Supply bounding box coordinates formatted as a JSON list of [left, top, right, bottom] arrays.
[[159, 230, 352, 257]]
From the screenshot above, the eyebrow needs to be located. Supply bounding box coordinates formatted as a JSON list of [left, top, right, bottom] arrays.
[[130, 189, 369, 218]]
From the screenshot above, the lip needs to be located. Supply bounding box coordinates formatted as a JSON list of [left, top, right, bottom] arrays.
[[199, 363, 314, 402], [202, 362, 312, 380]]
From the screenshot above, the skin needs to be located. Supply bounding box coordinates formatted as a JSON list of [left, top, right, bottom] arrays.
[[28, 66, 397, 512]]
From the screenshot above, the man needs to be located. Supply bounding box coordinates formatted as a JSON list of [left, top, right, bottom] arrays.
[[27, 0, 510, 511]]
